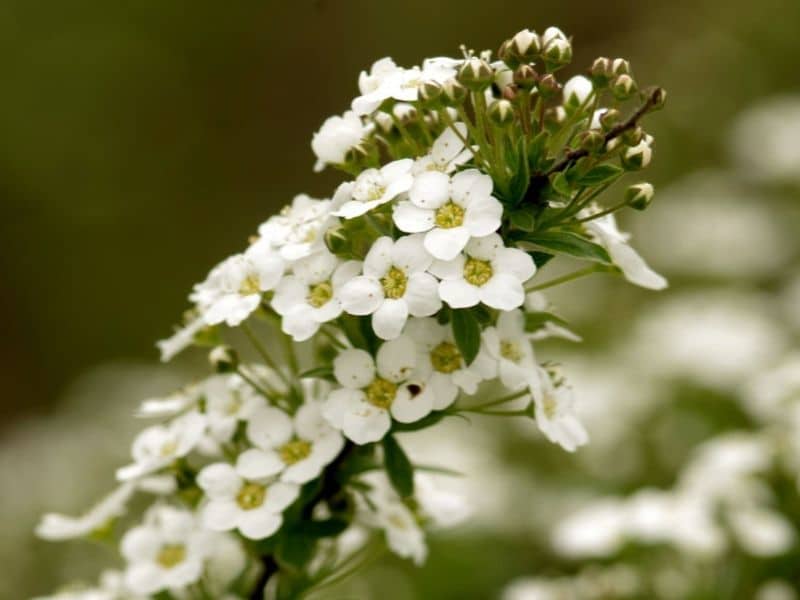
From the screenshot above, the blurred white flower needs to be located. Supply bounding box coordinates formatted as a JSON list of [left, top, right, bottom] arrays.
[[332, 159, 414, 219], [258, 193, 336, 262], [311, 110, 370, 172]]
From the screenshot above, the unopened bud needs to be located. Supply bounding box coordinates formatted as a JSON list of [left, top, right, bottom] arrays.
[[537, 73, 561, 99], [543, 105, 566, 127], [457, 57, 494, 91], [611, 58, 631, 76], [392, 102, 418, 124], [372, 111, 394, 133], [611, 74, 637, 100], [442, 78, 468, 104], [488, 99, 515, 127], [625, 182, 655, 210], [542, 36, 572, 68], [324, 225, 350, 256], [598, 108, 621, 132], [589, 57, 613, 87], [209, 345, 238, 373], [578, 130, 605, 153], [506, 29, 541, 65], [513, 64, 539, 90], [622, 135, 653, 170], [502, 84, 519, 102], [648, 86, 667, 110], [419, 80, 444, 107], [563, 75, 593, 108], [622, 126, 644, 146]]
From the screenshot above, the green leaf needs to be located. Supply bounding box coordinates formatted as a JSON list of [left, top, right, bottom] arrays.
[[527, 131, 550, 171], [391, 410, 447, 432], [298, 365, 334, 380], [382, 435, 414, 498], [298, 518, 349, 538], [551, 171, 571, 197], [525, 311, 569, 332], [528, 251, 555, 268], [576, 164, 623, 186], [521, 231, 612, 264], [276, 533, 316, 572], [508, 209, 536, 232], [451, 308, 481, 365], [338, 314, 378, 353]]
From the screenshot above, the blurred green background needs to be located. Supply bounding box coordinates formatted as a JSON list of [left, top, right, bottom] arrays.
[[3, 1, 800, 598]]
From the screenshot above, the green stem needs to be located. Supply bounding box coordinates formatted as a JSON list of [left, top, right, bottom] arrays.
[[454, 388, 529, 413], [576, 199, 629, 223], [241, 322, 291, 388], [524, 265, 604, 292]]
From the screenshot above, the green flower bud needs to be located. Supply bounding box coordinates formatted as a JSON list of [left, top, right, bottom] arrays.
[[621, 135, 653, 170], [542, 36, 572, 69], [543, 105, 566, 127], [621, 125, 644, 146], [611, 58, 631, 76], [589, 57, 613, 87], [372, 111, 394, 134], [578, 129, 605, 153], [625, 182, 655, 210], [419, 80, 444, 108], [457, 57, 494, 91], [537, 73, 561, 99], [324, 225, 350, 256], [209, 345, 238, 373], [611, 74, 637, 100], [513, 64, 539, 90], [392, 102, 418, 124], [442, 78, 468, 104], [648, 86, 667, 110], [507, 28, 541, 65], [599, 108, 621, 132], [488, 99, 515, 127]]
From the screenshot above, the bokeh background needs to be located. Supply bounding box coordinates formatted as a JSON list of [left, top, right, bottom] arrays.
[[3, 1, 799, 598]]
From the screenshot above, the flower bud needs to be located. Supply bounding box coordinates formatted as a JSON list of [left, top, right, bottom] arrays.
[[622, 126, 644, 146], [542, 28, 572, 69], [392, 102, 418, 124], [324, 225, 350, 256], [419, 80, 444, 107], [598, 108, 621, 131], [372, 111, 394, 133], [488, 99, 515, 127], [622, 135, 653, 170], [537, 73, 561, 99], [647, 86, 667, 110], [209, 345, 238, 373], [507, 28, 541, 65], [541, 26, 567, 46], [611, 58, 631, 76], [513, 64, 539, 90], [625, 182, 655, 210], [611, 74, 637, 100], [502, 84, 519, 102], [563, 75, 593, 108], [457, 57, 494, 91], [344, 144, 369, 163], [442, 78, 468, 104], [578, 129, 605, 153], [543, 105, 566, 127], [589, 57, 613, 87]]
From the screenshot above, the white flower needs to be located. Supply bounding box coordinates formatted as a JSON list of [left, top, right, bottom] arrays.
[[582, 210, 667, 290], [204, 375, 263, 443], [430, 233, 535, 310], [258, 193, 335, 261], [121, 506, 213, 595], [394, 168, 503, 260], [411, 123, 472, 175], [36, 483, 136, 541], [332, 159, 414, 219], [156, 316, 206, 362], [524, 292, 582, 342], [239, 401, 344, 484], [33, 570, 145, 600], [191, 241, 284, 327], [563, 75, 593, 107], [352, 57, 458, 116], [339, 235, 441, 340], [405, 317, 495, 410], [482, 310, 541, 394], [196, 461, 300, 540], [729, 507, 795, 557], [311, 110, 370, 172], [117, 412, 207, 481], [322, 337, 421, 443], [533, 370, 588, 452], [272, 251, 361, 341]]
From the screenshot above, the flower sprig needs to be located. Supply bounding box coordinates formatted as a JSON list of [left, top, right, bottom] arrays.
[[37, 25, 667, 600]]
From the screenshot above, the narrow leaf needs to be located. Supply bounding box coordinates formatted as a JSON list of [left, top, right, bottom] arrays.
[[576, 164, 623, 186], [382, 435, 414, 498], [521, 231, 612, 264], [451, 308, 481, 365]]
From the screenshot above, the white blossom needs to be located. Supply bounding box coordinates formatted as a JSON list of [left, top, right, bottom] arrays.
[[117, 412, 206, 481], [272, 250, 360, 341], [36, 483, 137, 541], [411, 122, 472, 175], [533, 370, 588, 452], [156, 316, 206, 362], [323, 337, 422, 443], [311, 110, 371, 172], [339, 235, 441, 340], [240, 401, 344, 484], [482, 310, 542, 394], [430, 233, 535, 310], [121, 506, 214, 595], [204, 375, 263, 443], [258, 193, 336, 262], [394, 168, 503, 260], [197, 461, 300, 540], [563, 75, 593, 107], [332, 159, 414, 219]]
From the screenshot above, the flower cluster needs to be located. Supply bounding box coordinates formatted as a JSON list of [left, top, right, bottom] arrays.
[[38, 25, 666, 599]]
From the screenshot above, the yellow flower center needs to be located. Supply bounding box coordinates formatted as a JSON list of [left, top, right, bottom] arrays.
[[239, 274, 261, 295], [365, 377, 397, 409], [307, 281, 334, 308], [500, 340, 523, 363], [434, 201, 465, 229], [236, 482, 267, 510], [156, 544, 186, 569], [159, 440, 178, 458], [430, 341, 462, 374], [542, 394, 558, 419], [381, 266, 408, 299], [279, 439, 312, 465], [463, 258, 493, 286]]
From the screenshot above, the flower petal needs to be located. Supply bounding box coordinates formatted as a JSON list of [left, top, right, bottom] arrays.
[[404, 273, 442, 317], [343, 401, 392, 444], [339, 276, 384, 315], [246, 406, 294, 450], [196, 463, 242, 500], [333, 349, 375, 389], [237, 507, 283, 540], [391, 384, 433, 423], [372, 298, 409, 340], [424, 226, 470, 261], [201, 499, 240, 532], [409, 171, 450, 209], [391, 233, 433, 273], [479, 273, 525, 310], [377, 335, 418, 382], [494, 247, 536, 282], [393, 201, 435, 233], [439, 279, 480, 308], [464, 196, 502, 237], [236, 448, 284, 480], [263, 482, 301, 513], [363, 236, 394, 278]]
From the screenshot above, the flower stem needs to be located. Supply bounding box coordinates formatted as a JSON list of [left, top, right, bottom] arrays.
[[241, 322, 291, 388], [525, 265, 606, 292]]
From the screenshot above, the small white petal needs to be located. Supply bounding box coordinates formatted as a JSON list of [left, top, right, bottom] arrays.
[[479, 274, 525, 310], [404, 273, 442, 317], [333, 349, 376, 389], [236, 448, 284, 480], [363, 236, 394, 278], [391, 234, 433, 274], [409, 171, 450, 209], [494, 247, 536, 282], [393, 201, 435, 233], [196, 463, 242, 500], [391, 384, 433, 423], [424, 226, 471, 260], [202, 499, 240, 532], [372, 298, 409, 340], [439, 279, 480, 308], [377, 335, 418, 382], [238, 508, 283, 540], [339, 276, 384, 315], [246, 406, 294, 450]]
